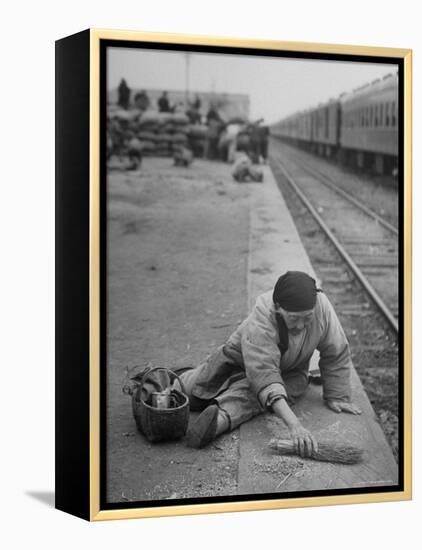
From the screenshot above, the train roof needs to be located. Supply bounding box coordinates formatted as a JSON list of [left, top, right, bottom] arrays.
[[273, 72, 398, 127], [340, 72, 398, 105], [272, 100, 335, 127]]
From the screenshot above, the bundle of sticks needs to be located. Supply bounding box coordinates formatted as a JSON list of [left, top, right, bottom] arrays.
[[269, 438, 364, 464]]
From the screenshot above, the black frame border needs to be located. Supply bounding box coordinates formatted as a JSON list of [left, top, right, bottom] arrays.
[[99, 38, 405, 512]]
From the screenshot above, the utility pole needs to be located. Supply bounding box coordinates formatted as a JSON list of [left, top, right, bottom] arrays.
[[185, 53, 190, 106]]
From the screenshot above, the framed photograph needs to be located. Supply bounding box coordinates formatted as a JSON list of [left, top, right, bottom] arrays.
[[55, 28, 412, 521]]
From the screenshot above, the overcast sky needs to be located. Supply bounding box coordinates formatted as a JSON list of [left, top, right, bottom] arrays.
[[108, 47, 397, 123]]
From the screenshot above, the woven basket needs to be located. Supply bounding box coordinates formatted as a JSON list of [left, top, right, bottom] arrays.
[[131, 367, 190, 442]]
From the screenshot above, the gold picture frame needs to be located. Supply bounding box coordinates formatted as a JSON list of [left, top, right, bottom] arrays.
[[55, 28, 412, 521]]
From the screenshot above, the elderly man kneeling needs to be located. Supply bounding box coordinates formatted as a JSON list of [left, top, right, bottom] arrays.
[[179, 270, 361, 455]]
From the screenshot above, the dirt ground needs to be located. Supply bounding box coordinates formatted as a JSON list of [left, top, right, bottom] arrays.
[[106, 158, 251, 503]]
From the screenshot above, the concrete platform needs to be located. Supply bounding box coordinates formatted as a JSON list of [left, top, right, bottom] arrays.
[[238, 165, 398, 494]]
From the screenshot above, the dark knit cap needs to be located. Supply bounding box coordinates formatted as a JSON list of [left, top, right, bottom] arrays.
[[273, 271, 317, 312]]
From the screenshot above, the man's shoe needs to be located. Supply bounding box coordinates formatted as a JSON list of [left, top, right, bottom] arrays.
[[186, 404, 219, 448]]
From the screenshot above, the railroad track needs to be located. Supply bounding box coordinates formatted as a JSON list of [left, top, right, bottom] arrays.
[[277, 146, 398, 235], [271, 137, 399, 225], [270, 151, 399, 335]]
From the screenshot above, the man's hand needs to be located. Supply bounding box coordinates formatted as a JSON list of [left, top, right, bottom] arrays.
[[326, 400, 362, 415], [288, 422, 318, 458], [271, 397, 318, 457]]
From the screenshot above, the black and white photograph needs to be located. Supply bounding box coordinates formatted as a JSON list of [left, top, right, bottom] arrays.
[[4, 0, 421, 543], [103, 41, 403, 509]]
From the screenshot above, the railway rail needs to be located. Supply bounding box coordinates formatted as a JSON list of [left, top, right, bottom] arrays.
[[272, 138, 399, 223], [274, 142, 399, 234], [270, 151, 399, 335]]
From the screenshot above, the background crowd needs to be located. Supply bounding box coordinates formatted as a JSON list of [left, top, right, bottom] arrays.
[[107, 78, 269, 173]]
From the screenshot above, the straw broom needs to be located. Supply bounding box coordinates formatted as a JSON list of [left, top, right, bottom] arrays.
[[269, 438, 364, 464]]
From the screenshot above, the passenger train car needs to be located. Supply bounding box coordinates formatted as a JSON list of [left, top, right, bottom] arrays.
[[271, 72, 398, 175]]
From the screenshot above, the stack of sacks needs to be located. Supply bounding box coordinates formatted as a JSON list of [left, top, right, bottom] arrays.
[[154, 112, 172, 156], [169, 113, 189, 155], [135, 111, 191, 157], [137, 111, 160, 155], [187, 124, 208, 157]]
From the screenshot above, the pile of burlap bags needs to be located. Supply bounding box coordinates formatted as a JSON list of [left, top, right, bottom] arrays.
[[136, 111, 191, 156]]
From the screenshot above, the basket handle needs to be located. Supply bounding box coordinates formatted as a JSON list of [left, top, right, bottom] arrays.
[[138, 366, 187, 396]]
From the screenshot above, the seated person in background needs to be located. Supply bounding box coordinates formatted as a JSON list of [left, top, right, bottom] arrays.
[[179, 271, 361, 454], [134, 90, 150, 112], [173, 145, 193, 167], [231, 152, 263, 182], [127, 136, 143, 170]]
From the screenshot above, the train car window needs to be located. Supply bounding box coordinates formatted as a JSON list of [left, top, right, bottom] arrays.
[[380, 104, 384, 127], [392, 101, 397, 126], [374, 105, 378, 127], [385, 103, 390, 126], [369, 105, 373, 127]]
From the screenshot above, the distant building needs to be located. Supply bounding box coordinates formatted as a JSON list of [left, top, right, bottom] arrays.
[[108, 88, 250, 121]]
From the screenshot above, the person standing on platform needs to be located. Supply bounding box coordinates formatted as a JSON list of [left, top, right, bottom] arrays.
[[249, 119, 270, 163], [187, 96, 202, 124], [249, 121, 261, 163], [193, 94, 201, 110], [258, 121, 270, 163], [117, 78, 131, 110], [206, 103, 223, 160], [158, 91, 171, 113]]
